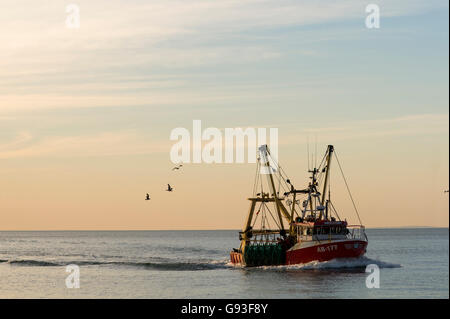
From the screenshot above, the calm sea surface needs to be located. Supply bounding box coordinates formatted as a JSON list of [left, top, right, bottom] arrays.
[[0, 228, 448, 298]]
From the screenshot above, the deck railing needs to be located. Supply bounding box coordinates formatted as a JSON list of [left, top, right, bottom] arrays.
[[240, 225, 368, 245], [346, 225, 367, 241]]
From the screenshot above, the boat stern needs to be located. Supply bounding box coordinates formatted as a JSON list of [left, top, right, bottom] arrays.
[[230, 250, 244, 265]]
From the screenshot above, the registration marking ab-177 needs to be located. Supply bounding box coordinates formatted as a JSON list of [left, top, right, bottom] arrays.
[[317, 244, 338, 253]]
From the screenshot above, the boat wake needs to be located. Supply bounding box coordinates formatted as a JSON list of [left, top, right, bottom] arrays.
[[1, 256, 400, 271], [256, 256, 401, 271]]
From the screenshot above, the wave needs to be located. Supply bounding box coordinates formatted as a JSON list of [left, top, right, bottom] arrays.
[[158, 246, 224, 255], [117, 260, 229, 271], [257, 256, 401, 270], [7, 260, 60, 267], [3, 258, 230, 271], [3, 256, 400, 272]]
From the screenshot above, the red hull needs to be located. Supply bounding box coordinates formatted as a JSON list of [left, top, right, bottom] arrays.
[[285, 240, 367, 265], [230, 240, 367, 266]]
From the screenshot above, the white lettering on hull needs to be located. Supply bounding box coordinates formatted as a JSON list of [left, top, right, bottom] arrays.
[[317, 244, 338, 253]]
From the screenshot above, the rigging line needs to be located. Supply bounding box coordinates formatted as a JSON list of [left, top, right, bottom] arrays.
[[295, 194, 307, 212], [277, 163, 282, 194], [288, 193, 303, 217], [316, 150, 327, 176], [265, 152, 289, 198], [276, 160, 298, 192], [275, 171, 291, 192], [264, 206, 272, 230], [271, 168, 290, 194], [264, 207, 272, 230], [329, 201, 341, 221], [258, 153, 264, 195], [328, 171, 331, 202], [264, 202, 281, 229], [317, 169, 325, 185], [262, 149, 273, 195], [259, 147, 269, 195], [312, 151, 327, 192], [265, 148, 305, 222], [257, 159, 262, 194], [261, 204, 266, 230], [251, 201, 263, 228], [262, 204, 267, 229], [267, 150, 286, 177], [290, 200, 301, 219], [269, 155, 293, 192], [252, 159, 260, 196], [334, 150, 363, 225], [261, 208, 271, 229], [260, 173, 264, 195]]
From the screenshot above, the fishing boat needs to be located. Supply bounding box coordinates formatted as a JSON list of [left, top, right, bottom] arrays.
[[230, 144, 368, 266]]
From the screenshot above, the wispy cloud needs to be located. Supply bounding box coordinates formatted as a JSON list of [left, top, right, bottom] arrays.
[[280, 113, 449, 144], [0, 131, 33, 151], [0, 131, 167, 159], [1, 0, 447, 112]]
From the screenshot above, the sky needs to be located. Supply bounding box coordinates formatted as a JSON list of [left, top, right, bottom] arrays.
[[0, 0, 448, 230]]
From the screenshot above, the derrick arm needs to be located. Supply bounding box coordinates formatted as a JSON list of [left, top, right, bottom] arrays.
[[259, 145, 287, 231], [241, 199, 257, 252], [319, 145, 334, 219]]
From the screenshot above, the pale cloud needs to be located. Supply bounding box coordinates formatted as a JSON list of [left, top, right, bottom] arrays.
[[0, 77, 313, 111], [0, 0, 446, 113], [0, 90, 248, 112], [2, 0, 442, 54], [280, 113, 449, 145], [0, 131, 167, 159], [0, 132, 33, 151], [3, 113, 445, 160]]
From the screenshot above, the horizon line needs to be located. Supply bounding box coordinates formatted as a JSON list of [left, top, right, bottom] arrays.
[[0, 226, 448, 232]]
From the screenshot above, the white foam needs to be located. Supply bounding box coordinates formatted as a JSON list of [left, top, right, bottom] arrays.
[[237, 256, 401, 270]]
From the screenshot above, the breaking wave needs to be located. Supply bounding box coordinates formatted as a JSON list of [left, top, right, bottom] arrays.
[[257, 256, 401, 270]]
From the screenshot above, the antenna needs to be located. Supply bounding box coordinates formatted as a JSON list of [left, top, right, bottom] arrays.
[[315, 134, 318, 169], [307, 136, 310, 171]]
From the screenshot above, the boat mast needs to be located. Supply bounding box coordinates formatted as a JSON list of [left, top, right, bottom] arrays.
[[319, 145, 334, 220], [309, 168, 318, 218], [289, 191, 297, 235], [259, 145, 285, 232]]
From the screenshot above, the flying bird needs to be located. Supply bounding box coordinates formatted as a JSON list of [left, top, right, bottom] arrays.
[[172, 164, 183, 171], [167, 184, 174, 192], [145, 193, 150, 201]]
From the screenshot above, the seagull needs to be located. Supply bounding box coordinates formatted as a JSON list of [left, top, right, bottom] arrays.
[[172, 164, 183, 171], [145, 193, 150, 200], [167, 184, 174, 192]]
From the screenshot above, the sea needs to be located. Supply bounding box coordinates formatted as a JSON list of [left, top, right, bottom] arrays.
[[0, 228, 448, 299]]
